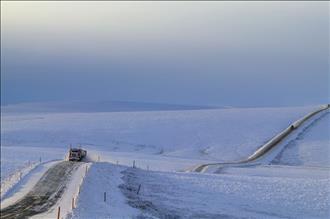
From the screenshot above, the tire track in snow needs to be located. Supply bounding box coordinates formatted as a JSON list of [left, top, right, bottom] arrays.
[[0, 161, 82, 219]]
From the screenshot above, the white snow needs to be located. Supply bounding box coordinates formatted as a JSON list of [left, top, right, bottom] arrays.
[[1, 106, 317, 164], [85, 150, 210, 172], [32, 162, 91, 219], [1, 146, 66, 183], [272, 112, 330, 167], [73, 163, 330, 219], [71, 163, 140, 219], [1, 161, 38, 201], [221, 165, 329, 179], [1, 160, 60, 209], [1, 104, 328, 219], [1, 100, 213, 114]]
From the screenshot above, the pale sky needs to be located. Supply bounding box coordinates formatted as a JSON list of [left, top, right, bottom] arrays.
[[1, 1, 329, 107]]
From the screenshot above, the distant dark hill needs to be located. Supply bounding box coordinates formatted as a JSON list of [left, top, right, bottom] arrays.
[[1, 100, 218, 114]]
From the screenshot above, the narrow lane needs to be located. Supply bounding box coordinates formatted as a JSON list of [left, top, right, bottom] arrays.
[[1, 161, 81, 219]]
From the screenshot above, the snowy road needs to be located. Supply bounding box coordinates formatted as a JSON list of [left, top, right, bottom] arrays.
[[192, 105, 329, 172], [0, 161, 81, 219], [272, 111, 330, 166]]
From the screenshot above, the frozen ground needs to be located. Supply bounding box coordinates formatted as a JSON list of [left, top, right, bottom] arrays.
[[1, 161, 60, 206], [71, 163, 140, 219], [1, 105, 317, 193], [1, 106, 317, 163], [1, 146, 66, 183], [73, 162, 329, 219], [272, 111, 330, 167], [1, 161, 82, 219], [32, 161, 90, 219], [1, 100, 214, 114], [1, 103, 328, 219]]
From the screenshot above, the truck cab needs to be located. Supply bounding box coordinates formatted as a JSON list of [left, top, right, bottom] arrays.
[[69, 148, 87, 161]]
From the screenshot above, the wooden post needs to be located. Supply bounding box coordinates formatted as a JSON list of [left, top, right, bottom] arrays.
[[104, 192, 106, 202], [57, 206, 61, 219], [137, 184, 141, 195], [85, 166, 88, 174], [39, 157, 42, 163], [133, 160, 136, 168], [98, 156, 100, 162], [72, 198, 75, 209], [19, 172, 22, 180], [147, 165, 149, 171]]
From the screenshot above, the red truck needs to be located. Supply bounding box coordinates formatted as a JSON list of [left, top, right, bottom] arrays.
[[69, 148, 87, 161]]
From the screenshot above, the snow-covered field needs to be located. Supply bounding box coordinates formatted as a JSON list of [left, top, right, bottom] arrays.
[[1, 160, 60, 206], [1, 146, 66, 182], [272, 111, 330, 167], [1, 102, 329, 219], [71, 163, 140, 219], [71, 162, 329, 219], [1, 105, 317, 168]]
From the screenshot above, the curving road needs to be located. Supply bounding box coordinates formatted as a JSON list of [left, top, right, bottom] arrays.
[[0, 161, 82, 219], [192, 104, 330, 172]]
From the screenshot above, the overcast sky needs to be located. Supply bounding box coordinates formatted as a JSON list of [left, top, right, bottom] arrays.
[[1, 1, 329, 107]]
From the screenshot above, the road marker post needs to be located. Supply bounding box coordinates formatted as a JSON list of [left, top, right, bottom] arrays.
[[104, 192, 106, 202], [57, 206, 61, 219], [72, 198, 75, 209], [133, 160, 136, 168], [137, 184, 141, 195]]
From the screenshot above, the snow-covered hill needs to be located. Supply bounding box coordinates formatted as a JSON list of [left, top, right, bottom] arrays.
[[71, 162, 329, 219], [272, 111, 330, 167], [2, 106, 317, 160], [1, 100, 216, 114], [1, 104, 329, 219], [1, 105, 318, 180]]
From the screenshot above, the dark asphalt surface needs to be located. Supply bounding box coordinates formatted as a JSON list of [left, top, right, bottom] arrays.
[[0, 161, 81, 219]]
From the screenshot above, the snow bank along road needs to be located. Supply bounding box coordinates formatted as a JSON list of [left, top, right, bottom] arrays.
[[192, 104, 330, 172], [0, 161, 81, 219]]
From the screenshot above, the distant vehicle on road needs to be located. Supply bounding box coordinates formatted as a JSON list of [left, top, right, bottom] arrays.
[[68, 148, 87, 161]]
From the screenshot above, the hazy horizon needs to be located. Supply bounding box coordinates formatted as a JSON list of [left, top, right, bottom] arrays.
[[0, 99, 327, 109], [1, 1, 329, 107]]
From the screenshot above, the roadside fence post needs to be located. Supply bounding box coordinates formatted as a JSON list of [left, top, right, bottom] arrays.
[[104, 192, 106, 202], [137, 184, 141, 195], [72, 197, 75, 209], [147, 165, 149, 171], [39, 157, 42, 163], [98, 156, 100, 162], [57, 206, 61, 219], [133, 160, 136, 168], [116, 160, 118, 165]]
